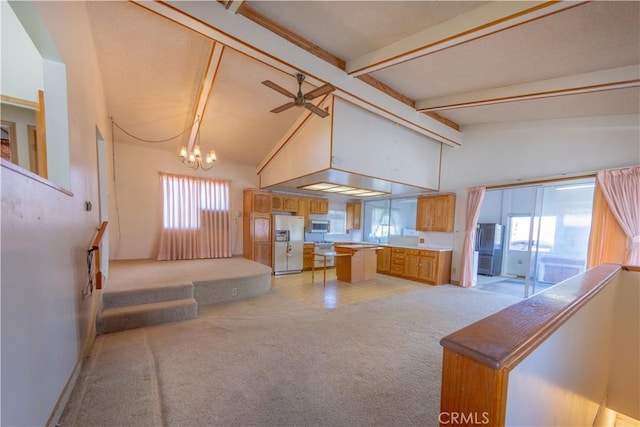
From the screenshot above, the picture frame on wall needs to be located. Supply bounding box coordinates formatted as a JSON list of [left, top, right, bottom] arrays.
[[1, 120, 18, 163]]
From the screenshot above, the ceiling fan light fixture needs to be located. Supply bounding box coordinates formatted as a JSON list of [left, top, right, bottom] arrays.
[[262, 73, 335, 118]]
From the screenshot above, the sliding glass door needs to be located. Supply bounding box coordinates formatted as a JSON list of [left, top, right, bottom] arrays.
[[526, 180, 595, 296], [478, 178, 595, 298]]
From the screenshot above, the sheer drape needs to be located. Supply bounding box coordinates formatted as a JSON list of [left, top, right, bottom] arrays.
[[596, 166, 640, 265], [157, 173, 231, 260], [459, 186, 485, 287]]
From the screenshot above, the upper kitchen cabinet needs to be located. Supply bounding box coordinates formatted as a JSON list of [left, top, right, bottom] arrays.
[[272, 193, 298, 212], [246, 189, 272, 214], [296, 197, 310, 228], [309, 198, 329, 214], [283, 196, 298, 212], [416, 193, 456, 232], [346, 202, 361, 230]]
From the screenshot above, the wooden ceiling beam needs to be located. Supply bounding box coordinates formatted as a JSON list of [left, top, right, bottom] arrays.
[[346, 1, 586, 77], [416, 65, 640, 112], [186, 42, 225, 152], [237, 5, 345, 70], [132, 1, 462, 147]]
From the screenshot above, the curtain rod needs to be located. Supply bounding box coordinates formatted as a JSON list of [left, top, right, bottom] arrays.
[[484, 165, 639, 190]]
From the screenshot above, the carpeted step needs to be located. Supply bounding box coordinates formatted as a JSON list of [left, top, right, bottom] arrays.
[[97, 298, 197, 335], [103, 284, 193, 309]]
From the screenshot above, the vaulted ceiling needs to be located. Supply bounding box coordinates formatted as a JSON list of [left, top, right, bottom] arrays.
[[86, 1, 640, 168]]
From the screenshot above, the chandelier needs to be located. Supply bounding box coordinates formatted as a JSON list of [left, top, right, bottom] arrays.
[[179, 128, 216, 171]]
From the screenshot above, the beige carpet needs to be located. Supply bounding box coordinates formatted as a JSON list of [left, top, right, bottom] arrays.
[[107, 258, 272, 292], [60, 283, 519, 426]]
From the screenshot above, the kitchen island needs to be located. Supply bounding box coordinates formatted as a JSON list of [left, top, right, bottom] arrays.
[[334, 244, 381, 283]]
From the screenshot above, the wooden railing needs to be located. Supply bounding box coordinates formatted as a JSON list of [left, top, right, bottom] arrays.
[[439, 263, 634, 426], [91, 221, 108, 290]]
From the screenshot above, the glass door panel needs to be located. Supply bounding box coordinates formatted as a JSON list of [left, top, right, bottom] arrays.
[[529, 179, 596, 296]]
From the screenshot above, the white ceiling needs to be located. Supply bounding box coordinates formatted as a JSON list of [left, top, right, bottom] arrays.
[[85, 1, 640, 169]]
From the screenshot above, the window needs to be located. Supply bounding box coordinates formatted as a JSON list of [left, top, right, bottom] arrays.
[[158, 173, 231, 260], [327, 208, 346, 235], [363, 197, 417, 243]]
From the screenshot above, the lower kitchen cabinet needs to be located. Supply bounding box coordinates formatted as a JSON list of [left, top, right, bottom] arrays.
[[379, 245, 452, 285], [376, 246, 391, 273], [303, 243, 314, 270]]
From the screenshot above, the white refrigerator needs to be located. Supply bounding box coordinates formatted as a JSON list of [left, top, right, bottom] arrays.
[[273, 214, 305, 275]]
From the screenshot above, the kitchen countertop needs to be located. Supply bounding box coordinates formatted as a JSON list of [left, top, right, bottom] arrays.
[[372, 243, 453, 252], [304, 242, 452, 252]]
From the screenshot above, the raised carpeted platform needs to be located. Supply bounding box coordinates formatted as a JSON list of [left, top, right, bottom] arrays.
[[97, 257, 272, 334]]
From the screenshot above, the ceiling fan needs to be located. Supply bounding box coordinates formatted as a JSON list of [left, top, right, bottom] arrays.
[[262, 73, 335, 118]]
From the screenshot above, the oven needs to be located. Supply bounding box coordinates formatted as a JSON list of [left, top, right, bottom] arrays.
[[314, 242, 334, 268]]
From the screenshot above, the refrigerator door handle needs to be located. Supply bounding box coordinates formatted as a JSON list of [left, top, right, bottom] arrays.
[[287, 242, 292, 256]]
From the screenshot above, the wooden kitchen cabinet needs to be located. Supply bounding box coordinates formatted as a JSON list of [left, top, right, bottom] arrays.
[[243, 213, 272, 267], [404, 249, 420, 279], [390, 248, 406, 275], [416, 193, 456, 232], [303, 243, 315, 270], [271, 194, 283, 211], [376, 246, 391, 273], [246, 188, 272, 214], [418, 250, 438, 283], [309, 198, 329, 214], [346, 202, 362, 230], [272, 193, 298, 212], [383, 245, 452, 285], [243, 189, 273, 267], [282, 196, 298, 212], [296, 197, 310, 229]]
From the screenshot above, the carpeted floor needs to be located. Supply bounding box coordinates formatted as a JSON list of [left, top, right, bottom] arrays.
[[475, 278, 555, 298], [60, 283, 520, 427]]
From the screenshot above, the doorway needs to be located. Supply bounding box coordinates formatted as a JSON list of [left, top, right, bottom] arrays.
[[475, 178, 596, 298]]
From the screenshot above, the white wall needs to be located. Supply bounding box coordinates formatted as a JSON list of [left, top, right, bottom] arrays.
[[608, 270, 640, 419], [441, 115, 640, 282], [505, 277, 617, 426], [0, 1, 43, 102], [332, 97, 441, 190], [259, 101, 332, 188], [1, 2, 110, 426], [110, 142, 259, 260]]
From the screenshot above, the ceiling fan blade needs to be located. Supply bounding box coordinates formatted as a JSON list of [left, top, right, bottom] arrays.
[[304, 103, 329, 118], [262, 80, 295, 99], [304, 83, 336, 100], [270, 102, 296, 113]]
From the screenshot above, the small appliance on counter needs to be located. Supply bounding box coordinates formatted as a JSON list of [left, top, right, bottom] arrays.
[[273, 214, 305, 275]]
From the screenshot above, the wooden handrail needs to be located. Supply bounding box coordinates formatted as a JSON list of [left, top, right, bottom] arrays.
[[92, 221, 108, 290], [439, 263, 623, 426], [440, 263, 621, 370], [92, 221, 108, 250]]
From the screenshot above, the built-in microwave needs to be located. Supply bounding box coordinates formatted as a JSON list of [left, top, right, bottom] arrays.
[[310, 220, 330, 233]]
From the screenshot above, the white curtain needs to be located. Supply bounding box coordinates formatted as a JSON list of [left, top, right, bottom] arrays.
[[596, 166, 640, 265], [157, 173, 231, 260], [459, 186, 486, 287]]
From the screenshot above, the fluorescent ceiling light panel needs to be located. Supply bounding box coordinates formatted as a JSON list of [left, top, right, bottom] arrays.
[[298, 182, 389, 197]]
